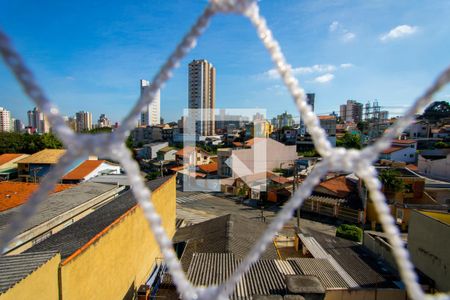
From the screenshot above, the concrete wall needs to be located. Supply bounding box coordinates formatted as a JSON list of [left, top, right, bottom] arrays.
[[418, 154, 450, 181], [363, 232, 397, 271], [59, 176, 176, 300], [0, 254, 60, 300], [408, 210, 450, 292]]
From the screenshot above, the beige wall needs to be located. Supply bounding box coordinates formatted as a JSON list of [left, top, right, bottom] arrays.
[[0, 254, 60, 300], [60, 176, 176, 300], [408, 210, 450, 292]]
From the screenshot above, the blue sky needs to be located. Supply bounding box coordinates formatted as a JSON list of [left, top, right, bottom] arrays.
[[1, 0, 450, 124]]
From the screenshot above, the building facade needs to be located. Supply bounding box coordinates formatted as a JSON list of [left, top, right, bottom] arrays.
[[75, 111, 92, 132], [340, 100, 363, 123], [188, 59, 216, 136], [27, 107, 50, 134], [140, 79, 161, 126], [0, 107, 11, 132]]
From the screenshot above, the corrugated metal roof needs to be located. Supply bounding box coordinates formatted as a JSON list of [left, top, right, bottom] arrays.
[[301, 229, 398, 288], [187, 253, 287, 300], [0, 182, 119, 236], [174, 214, 278, 271], [16, 149, 66, 164], [26, 176, 173, 260], [287, 258, 350, 289], [0, 251, 58, 294]]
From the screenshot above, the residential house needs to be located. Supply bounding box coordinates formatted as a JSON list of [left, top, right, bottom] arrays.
[[0, 153, 29, 180], [61, 159, 121, 184], [217, 138, 297, 178], [0, 176, 176, 300], [1, 182, 124, 254], [141, 141, 169, 160], [379, 139, 417, 163], [157, 146, 178, 162], [418, 151, 450, 181], [404, 120, 430, 138], [16, 149, 66, 182], [175, 146, 211, 166], [366, 167, 448, 229]]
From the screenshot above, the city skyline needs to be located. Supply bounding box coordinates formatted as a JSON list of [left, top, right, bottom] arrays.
[[1, 1, 450, 124]]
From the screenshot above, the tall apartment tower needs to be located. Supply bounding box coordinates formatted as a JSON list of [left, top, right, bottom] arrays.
[[140, 80, 161, 126], [0, 107, 11, 132], [75, 111, 93, 132], [340, 100, 363, 123], [188, 59, 216, 136], [27, 107, 50, 134], [299, 93, 315, 135]]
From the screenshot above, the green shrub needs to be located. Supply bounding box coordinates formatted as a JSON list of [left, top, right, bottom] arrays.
[[336, 224, 362, 242]]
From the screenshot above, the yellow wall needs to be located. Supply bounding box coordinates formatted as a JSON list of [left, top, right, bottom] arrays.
[[0, 254, 60, 300], [60, 176, 176, 300]]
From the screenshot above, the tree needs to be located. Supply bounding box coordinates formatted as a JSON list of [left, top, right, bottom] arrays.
[[434, 141, 449, 149], [422, 101, 450, 122], [336, 133, 362, 149], [378, 169, 404, 194], [0, 132, 63, 154]]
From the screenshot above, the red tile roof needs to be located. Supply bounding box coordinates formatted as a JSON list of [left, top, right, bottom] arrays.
[[392, 139, 416, 145], [62, 160, 106, 181], [318, 115, 336, 120], [406, 164, 418, 172], [232, 142, 244, 147], [0, 182, 74, 212], [318, 175, 353, 198], [381, 146, 404, 154], [170, 165, 186, 172], [198, 162, 218, 173], [0, 154, 26, 166]]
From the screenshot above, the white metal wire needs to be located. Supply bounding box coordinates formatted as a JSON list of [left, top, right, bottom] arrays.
[[0, 0, 449, 299]]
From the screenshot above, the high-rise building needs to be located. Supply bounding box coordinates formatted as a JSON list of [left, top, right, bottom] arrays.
[[97, 114, 111, 128], [27, 107, 50, 134], [13, 119, 24, 133], [188, 59, 216, 136], [340, 100, 363, 123], [0, 107, 11, 132], [75, 111, 93, 132], [140, 80, 161, 126], [299, 93, 315, 135]]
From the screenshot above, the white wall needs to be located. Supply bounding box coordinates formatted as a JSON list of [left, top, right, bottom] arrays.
[[418, 154, 450, 181]]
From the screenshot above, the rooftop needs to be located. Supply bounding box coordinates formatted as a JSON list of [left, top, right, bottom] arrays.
[[391, 139, 416, 145], [62, 159, 107, 181], [173, 214, 278, 271], [198, 162, 218, 173], [0, 182, 74, 212], [26, 176, 173, 261], [420, 210, 450, 226], [0, 153, 28, 166], [0, 251, 58, 294], [17, 149, 66, 164], [317, 175, 354, 198], [302, 229, 398, 288], [158, 146, 177, 153], [381, 146, 404, 154], [0, 182, 117, 235]]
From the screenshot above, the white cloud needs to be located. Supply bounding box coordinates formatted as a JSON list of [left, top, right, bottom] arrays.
[[314, 73, 334, 83], [329, 21, 339, 32], [329, 21, 355, 42], [380, 25, 418, 42], [261, 63, 351, 80], [340, 63, 353, 68], [292, 64, 336, 75], [342, 32, 356, 42]]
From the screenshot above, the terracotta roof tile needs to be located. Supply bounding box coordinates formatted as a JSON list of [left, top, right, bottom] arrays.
[[318, 115, 336, 120], [62, 160, 106, 181], [0, 154, 28, 166], [392, 139, 416, 145], [0, 182, 74, 212], [406, 164, 418, 171], [198, 162, 218, 173], [318, 175, 353, 198], [381, 146, 404, 154]]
